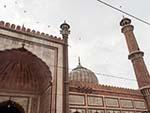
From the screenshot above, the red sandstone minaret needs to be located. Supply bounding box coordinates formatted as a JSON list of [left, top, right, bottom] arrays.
[[60, 21, 70, 113], [120, 17, 150, 110]]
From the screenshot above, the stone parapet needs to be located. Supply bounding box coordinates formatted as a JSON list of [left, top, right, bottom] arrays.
[[0, 21, 65, 44], [69, 81, 143, 97]]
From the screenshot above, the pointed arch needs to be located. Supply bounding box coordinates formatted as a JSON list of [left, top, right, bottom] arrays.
[[0, 100, 25, 113], [0, 47, 52, 93]]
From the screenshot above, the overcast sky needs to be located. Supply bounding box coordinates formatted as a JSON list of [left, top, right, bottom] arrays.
[[1, 0, 150, 89]]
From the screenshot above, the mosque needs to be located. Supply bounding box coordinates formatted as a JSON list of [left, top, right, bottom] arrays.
[[0, 17, 149, 113]]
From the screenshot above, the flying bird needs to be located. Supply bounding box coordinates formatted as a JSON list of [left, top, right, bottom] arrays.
[[4, 5, 6, 8], [15, 1, 17, 4], [24, 10, 27, 13]]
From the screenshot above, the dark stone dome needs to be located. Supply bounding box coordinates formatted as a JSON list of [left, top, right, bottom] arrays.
[[69, 59, 98, 84]]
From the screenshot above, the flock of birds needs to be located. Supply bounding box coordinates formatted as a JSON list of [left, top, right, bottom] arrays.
[[2, 0, 51, 28]]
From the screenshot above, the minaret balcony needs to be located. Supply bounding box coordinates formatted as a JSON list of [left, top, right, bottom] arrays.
[[128, 50, 144, 60]]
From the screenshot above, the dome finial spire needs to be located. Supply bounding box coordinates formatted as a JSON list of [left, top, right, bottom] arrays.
[[122, 15, 125, 19], [78, 56, 81, 65]]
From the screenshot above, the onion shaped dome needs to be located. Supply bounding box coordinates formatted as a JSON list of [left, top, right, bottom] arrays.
[[69, 58, 98, 84]]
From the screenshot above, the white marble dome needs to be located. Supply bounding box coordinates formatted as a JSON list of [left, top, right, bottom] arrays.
[[69, 59, 98, 84]]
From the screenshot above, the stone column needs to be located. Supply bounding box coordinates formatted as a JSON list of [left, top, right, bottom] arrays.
[[60, 21, 70, 113], [120, 17, 150, 110]]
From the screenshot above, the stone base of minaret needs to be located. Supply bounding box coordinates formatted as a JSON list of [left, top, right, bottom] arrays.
[[141, 87, 150, 111]]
